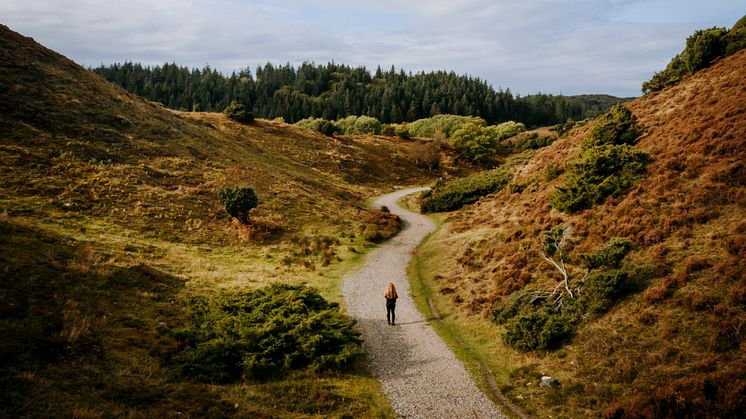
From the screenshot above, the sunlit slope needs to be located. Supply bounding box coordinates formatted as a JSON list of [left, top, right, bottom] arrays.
[[0, 24, 447, 417], [419, 49, 746, 417]]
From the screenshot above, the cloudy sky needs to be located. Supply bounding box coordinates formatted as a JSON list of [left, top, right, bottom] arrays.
[[2, 1, 743, 96]]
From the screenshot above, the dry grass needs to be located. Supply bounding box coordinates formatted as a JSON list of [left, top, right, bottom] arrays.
[[414, 50, 746, 416], [0, 24, 461, 417]]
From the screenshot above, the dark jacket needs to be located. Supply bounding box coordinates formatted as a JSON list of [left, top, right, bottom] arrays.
[[385, 296, 397, 308]]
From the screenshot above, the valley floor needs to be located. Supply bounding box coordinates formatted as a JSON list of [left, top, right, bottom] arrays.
[[343, 188, 505, 418]]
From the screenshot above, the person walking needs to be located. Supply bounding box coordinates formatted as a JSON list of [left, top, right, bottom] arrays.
[[385, 282, 398, 325]]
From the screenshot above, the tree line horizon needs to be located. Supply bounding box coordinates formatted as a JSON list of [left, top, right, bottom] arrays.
[[92, 61, 631, 127]]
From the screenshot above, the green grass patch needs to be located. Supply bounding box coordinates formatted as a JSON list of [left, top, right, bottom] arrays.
[[409, 221, 529, 418]]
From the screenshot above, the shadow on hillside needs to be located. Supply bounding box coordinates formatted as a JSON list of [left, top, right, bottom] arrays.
[[0, 218, 236, 416]]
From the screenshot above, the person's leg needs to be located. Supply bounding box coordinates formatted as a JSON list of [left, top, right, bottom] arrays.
[[387, 307, 391, 324], [391, 306, 395, 325]]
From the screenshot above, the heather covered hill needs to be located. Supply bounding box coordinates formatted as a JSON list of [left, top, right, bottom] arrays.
[[0, 24, 461, 417], [414, 49, 746, 417]]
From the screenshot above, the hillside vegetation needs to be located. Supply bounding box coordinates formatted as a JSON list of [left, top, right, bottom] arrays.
[[0, 24, 466, 417], [414, 47, 746, 417], [643, 15, 746, 93]]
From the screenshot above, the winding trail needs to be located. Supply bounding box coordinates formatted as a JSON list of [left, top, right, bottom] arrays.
[[343, 187, 505, 419]]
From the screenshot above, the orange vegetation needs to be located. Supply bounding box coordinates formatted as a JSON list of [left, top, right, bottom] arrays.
[[426, 50, 746, 416]]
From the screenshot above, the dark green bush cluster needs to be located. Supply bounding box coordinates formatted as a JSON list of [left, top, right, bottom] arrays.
[[491, 297, 579, 351], [580, 237, 632, 269], [511, 132, 555, 151], [218, 186, 258, 223], [223, 100, 254, 123], [502, 308, 578, 351], [584, 270, 630, 314], [642, 16, 746, 93], [582, 105, 641, 148], [550, 145, 650, 212], [580, 237, 633, 313], [491, 236, 634, 351], [296, 115, 385, 136], [420, 168, 512, 213], [550, 106, 650, 213], [167, 284, 361, 383]]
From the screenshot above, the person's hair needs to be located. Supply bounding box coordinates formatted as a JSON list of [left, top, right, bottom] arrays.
[[385, 282, 398, 299]]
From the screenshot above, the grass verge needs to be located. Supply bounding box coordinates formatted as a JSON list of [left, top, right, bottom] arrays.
[[408, 215, 529, 419]]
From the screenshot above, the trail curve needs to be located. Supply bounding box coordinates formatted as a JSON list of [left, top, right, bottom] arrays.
[[343, 187, 505, 419]]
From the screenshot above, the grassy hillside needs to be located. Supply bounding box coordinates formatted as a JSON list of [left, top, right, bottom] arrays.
[[413, 49, 746, 417], [0, 24, 464, 417]]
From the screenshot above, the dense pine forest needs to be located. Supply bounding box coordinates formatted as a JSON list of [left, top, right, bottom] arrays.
[[92, 62, 630, 127]]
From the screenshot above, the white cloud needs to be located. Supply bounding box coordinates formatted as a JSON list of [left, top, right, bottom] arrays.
[[0, 0, 741, 96]]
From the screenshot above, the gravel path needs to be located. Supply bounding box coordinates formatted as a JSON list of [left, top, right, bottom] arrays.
[[343, 187, 505, 419]]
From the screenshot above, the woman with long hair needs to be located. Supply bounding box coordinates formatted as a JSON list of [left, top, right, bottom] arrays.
[[385, 282, 398, 325]]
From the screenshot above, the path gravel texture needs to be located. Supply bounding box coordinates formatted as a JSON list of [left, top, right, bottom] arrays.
[[343, 187, 505, 419]]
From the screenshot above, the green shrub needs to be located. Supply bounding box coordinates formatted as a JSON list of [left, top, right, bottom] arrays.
[[544, 163, 564, 181], [574, 144, 650, 183], [333, 115, 382, 135], [642, 15, 746, 93], [685, 27, 728, 73], [490, 295, 535, 325], [489, 121, 526, 141], [168, 284, 361, 383], [420, 168, 512, 213], [295, 117, 325, 131], [223, 101, 254, 123], [332, 116, 356, 134], [503, 308, 577, 351], [408, 114, 486, 138], [448, 121, 524, 162], [583, 105, 641, 148], [218, 186, 258, 223], [584, 270, 629, 314], [581, 238, 633, 269], [512, 132, 555, 151], [381, 124, 396, 136], [493, 234, 636, 351], [319, 120, 338, 136], [554, 120, 575, 137], [295, 117, 338, 136], [509, 178, 538, 194], [508, 181, 529, 194], [642, 54, 689, 94], [449, 123, 500, 162], [726, 14, 746, 54], [394, 123, 411, 139], [550, 142, 650, 213]]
